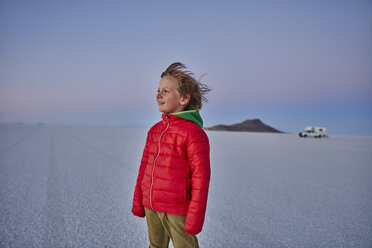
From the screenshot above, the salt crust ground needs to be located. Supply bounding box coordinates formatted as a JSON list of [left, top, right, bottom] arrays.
[[0, 124, 371, 247]]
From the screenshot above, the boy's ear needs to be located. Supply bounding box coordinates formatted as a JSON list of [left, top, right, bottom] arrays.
[[180, 94, 191, 106]]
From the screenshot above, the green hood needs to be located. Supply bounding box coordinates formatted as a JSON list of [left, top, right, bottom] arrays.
[[170, 110, 204, 128]]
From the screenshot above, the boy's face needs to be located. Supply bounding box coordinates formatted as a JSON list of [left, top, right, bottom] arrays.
[[157, 76, 190, 113]]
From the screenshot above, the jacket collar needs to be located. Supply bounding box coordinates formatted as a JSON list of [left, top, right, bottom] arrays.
[[161, 110, 204, 128]]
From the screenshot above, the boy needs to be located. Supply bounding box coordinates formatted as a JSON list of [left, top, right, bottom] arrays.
[[132, 62, 211, 248]]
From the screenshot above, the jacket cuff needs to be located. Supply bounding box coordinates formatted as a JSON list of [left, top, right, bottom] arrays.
[[132, 207, 145, 218], [185, 228, 200, 235]]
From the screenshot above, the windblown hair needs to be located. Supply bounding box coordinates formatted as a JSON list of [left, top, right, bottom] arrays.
[[161, 62, 211, 110]]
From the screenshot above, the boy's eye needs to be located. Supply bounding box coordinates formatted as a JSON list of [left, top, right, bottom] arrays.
[[157, 89, 169, 95]]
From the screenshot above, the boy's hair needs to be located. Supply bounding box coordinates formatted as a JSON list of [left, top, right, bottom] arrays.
[[161, 62, 211, 111]]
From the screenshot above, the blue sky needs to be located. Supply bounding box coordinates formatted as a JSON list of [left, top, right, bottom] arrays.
[[1, 0, 371, 135]]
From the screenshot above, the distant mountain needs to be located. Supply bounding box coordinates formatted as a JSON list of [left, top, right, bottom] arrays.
[[205, 119, 283, 133]]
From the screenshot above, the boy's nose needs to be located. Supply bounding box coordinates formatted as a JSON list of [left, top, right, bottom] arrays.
[[156, 92, 162, 99]]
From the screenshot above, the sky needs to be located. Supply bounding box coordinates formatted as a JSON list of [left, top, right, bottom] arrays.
[[0, 0, 371, 135]]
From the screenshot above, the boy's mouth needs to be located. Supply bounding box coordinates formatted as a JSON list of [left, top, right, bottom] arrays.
[[158, 101, 165, 105]]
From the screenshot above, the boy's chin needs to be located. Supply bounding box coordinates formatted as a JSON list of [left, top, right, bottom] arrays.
[[158, 107, 167, 113]]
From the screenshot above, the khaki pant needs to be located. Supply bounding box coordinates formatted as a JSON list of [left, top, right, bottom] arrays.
[[144, 207, 199, 248]]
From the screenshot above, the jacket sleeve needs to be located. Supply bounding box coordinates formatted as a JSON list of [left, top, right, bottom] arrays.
[[185, 128, 211, 235], [131, 133, 150, 218]]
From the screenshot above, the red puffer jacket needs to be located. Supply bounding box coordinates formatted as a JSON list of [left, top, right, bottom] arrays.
[[132, 110, 210, 235]]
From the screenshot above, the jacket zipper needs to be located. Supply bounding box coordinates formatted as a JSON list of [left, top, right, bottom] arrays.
[[150, 115, 170, 210]]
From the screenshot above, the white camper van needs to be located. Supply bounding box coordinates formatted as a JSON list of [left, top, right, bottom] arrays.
[[299, 126, 327, 138]]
